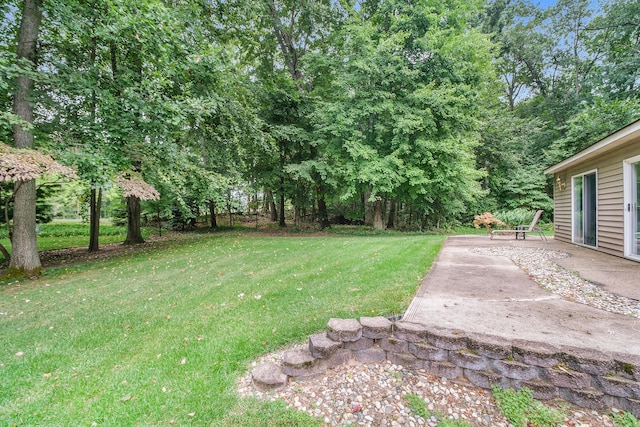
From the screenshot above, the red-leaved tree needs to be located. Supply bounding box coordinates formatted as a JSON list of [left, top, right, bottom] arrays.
[[114, 174, 160, 245], [0, 143, 76, 265]]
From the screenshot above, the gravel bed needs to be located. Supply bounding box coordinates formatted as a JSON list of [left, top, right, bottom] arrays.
[[237, 351, 617, 426], [471, 246, 640, 318], [237, 246, 632, 426]]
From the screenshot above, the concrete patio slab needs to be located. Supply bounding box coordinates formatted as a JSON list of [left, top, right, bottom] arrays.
[[404, 235, 640, 355]]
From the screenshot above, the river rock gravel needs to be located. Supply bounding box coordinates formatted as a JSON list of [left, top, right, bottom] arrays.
[[237, 351, 618, 426], [237, 246, 632, 426]]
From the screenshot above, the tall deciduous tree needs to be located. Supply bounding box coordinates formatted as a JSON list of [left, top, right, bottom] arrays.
[[314, 0, 493, 229], [231, 0, 340, 228], [9, 0, 43, 277]]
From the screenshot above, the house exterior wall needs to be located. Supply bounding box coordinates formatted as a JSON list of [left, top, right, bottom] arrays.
[[552, 139, 640, 258]]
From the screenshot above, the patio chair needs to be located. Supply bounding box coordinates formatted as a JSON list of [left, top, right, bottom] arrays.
[[490, 209, 547, 241]]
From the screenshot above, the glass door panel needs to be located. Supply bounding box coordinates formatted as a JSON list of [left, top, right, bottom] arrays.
[[573, 172, 597, 247], [624, 157, 640, 260], [583, 173, 597, 247], [573, 176, 584, 244]]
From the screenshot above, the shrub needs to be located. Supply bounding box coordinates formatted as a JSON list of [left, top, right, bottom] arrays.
[[493, 208, 538, 229], [473, 212, 506, 233]]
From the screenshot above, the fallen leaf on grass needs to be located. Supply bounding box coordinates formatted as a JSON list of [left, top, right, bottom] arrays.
[[43, 373, 52, 378], [120, 394, 134, 402], [187, 412, 195, 417], [180, 357, 186, 365]]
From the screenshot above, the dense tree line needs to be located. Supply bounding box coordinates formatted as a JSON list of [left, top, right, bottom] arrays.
[[1, 0, 639, 276]]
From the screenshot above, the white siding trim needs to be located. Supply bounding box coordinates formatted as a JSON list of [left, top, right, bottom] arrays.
[[623, 155, 640, 261]]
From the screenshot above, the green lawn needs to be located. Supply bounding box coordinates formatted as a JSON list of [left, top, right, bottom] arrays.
[[0, 231, 443, 426], [0, 221, 158, 255]]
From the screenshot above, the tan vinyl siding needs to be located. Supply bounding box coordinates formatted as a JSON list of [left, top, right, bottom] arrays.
[[551, 137, 640, 258], [553, 181, 572, 242]]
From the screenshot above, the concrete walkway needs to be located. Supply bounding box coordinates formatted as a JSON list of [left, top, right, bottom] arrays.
[[403, 235, 640, 355]]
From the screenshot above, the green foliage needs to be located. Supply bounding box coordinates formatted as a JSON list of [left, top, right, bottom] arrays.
[[499, 165, 553, 213], [0, 181, 61, 226], [311, 0, 494, 227], [548, 97, 640, 164], [405, 393, 430, 419], [492, 386, 565, 427], [493, 208, 539, 229], [3, 0, 640, 258], [611, 411, 640, 427], [477, 0, 639, 217]]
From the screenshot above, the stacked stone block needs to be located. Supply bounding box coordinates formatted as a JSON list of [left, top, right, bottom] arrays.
[[250, 317, 640, 417]]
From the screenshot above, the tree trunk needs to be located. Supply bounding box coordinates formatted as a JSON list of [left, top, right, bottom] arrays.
[[278, 174, 286, 227], [386, 200, 396, 229], [363, 192, 372, 225], [209, 200, 217, 228], [278, 192, 286, 227], [294, 205, 301, 228], [9, 180, 41, 276], [262, 190, 271, 216], [8, 0, 43, 277], [317, 196, 330, 230], [88, 187, 102, 252], [372, 198, 385, 230], [269, 193, 278, 222], [123, 196, 144, 245]]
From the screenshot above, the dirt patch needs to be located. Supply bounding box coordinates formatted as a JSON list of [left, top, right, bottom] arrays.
[[0, 232, 180, 273]]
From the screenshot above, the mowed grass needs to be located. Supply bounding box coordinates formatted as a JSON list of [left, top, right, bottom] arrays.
[[0, 231, 443, 426]]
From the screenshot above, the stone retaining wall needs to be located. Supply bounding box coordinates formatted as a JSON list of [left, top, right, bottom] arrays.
[[251, 317, 640, 417]]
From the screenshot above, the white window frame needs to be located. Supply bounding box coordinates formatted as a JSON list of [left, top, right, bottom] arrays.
[[571, 169, 598, 248], [623, 155, 640, 261]]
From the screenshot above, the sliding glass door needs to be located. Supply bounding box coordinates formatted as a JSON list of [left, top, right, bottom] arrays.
[[572, 171, 597, 247], [624, 156, 640, 260]]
